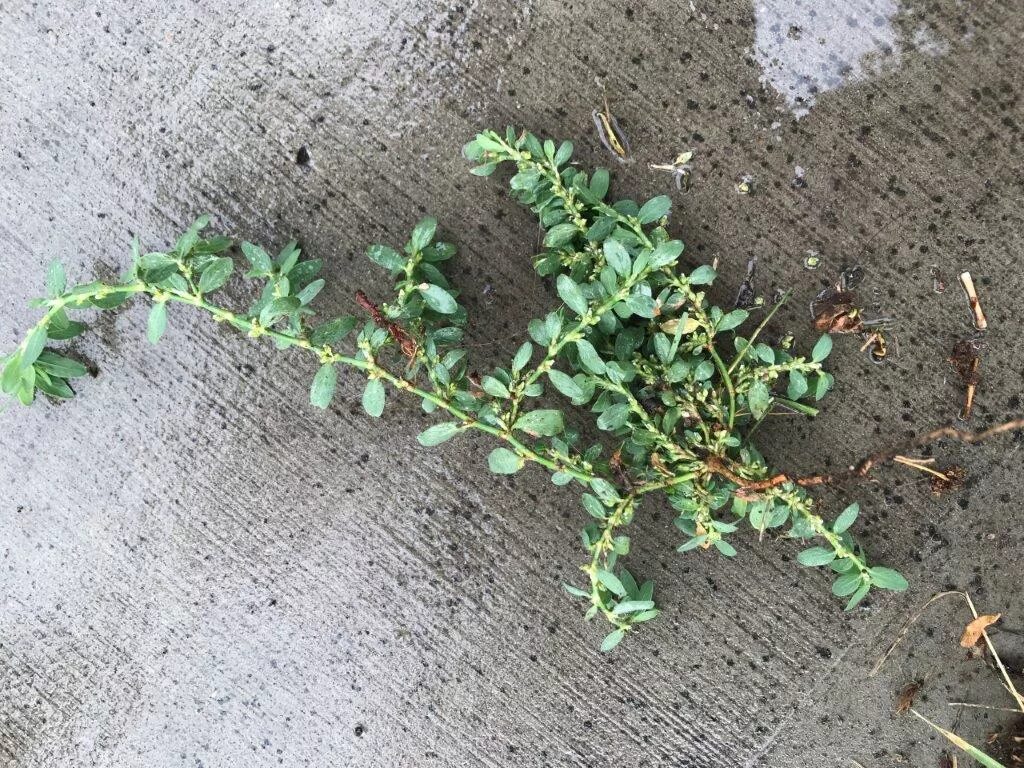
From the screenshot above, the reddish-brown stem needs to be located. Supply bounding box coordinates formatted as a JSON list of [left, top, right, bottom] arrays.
[[354, 290, 418, 359], [709, 417, 1024, 494]]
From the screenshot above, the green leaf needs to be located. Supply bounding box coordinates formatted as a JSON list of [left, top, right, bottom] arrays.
[[590, 478, 620, 505], [260, 296, 300, 326], [596, 569, 626, 596], [600, 628, 626, 652], [832, 502, 859, 534], [487, 447, 523, 474], [138, 252, 179, 283], [868, 567, 908, 591], [551, 471, 573, 486], [693, 360, 715, 381], [288, 260, 322, 290], [632, 609, 660, 623], [410, 217, 437, 252], [20, 325, 47, 369], [638, 195, 671, 224], [575, 339, 606, 374], [47, 310, 87, 340], [846, 582, 871, 610], [747, 380, 771, 420], [240, 242, 272, 274], [147, 303, 167, 345], [481, 376, 510, 398], [612, 600, 655, 616], [1, 354, 23, 394], [198, 256, 233, 293], [512, 341, 533, 373], [689, 265, 717, 285], [811, 333, 833, 363], [175, 214, 210, 255], [590, 168, 610, 200], [548, 369, 584, 400], [34, 351, 87, 379], [304, 364, 336, 409], [367, 244, 404, 271], [625, 294, 657, 318], [714, 539, 737, 557], [649, 240, 684, 268], [556, 274, 588, 315], [814, 372, 833, 400], [597, 402, 630, 431], [310, 316, 358, 347], [797, 547, 837, 567], [46, 259, 66, 297], [34, 371, 74, 399], [362, 379, 386, 417], [544, 222, 578, 248], [554, 140, 573, 166], [417, 422, 461, 447], [419, 284, 458, 314], [603, 239, 630, 276], [296, 278, 325, 306], [585, 216, 616, 243], [514, 409, 564, 437], [832, 571, 864, 597], [787, 369, 809, 400], [581, 494, 607, 520], [717, 309, 749, 332], [564, 583, 590, 598], [276, 241, 301, 274]]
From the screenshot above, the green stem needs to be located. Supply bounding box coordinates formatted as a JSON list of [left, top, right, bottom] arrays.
[[49, 279, 606, 489], [727, 290, 791, 375], [707, 344, 736, 429]]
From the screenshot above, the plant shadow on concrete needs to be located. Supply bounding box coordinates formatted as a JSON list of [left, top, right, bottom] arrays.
[[3, 128, 1022, 650]]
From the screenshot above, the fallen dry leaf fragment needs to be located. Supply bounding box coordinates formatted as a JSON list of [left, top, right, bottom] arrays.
[[894, 678, 924, 714], [960, 613, 1001, 648]]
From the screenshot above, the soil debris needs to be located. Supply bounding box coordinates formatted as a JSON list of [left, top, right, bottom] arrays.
[[929, 464, 966, 495], [734, 174, 754, 195], [649, 151, 694, 191], [592, 82, 631, 163], [734, 257, 759, 309], [948, 339, 982, 420]]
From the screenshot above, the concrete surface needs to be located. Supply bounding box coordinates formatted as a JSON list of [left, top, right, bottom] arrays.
[[2, 0, 1022, 766]]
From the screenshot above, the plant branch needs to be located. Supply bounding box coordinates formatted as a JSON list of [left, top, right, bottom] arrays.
[[710, 418, 1024, 493]]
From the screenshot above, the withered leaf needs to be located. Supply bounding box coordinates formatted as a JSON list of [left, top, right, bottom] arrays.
[[811, 287, 863, 334], [959, 613, 1001, 648], [894, 678, 923, 714]]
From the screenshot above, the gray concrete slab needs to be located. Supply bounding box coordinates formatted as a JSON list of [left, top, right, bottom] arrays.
[[1, 0, 1022, 766]]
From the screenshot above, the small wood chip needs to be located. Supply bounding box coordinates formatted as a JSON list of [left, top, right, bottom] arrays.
[[958, 271, 988, 331]]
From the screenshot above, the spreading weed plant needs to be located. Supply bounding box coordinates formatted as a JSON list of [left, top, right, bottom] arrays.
[[3, 128, 913, 650]]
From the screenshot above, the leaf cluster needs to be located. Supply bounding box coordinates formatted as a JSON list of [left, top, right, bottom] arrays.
[[2, 127, 908, 650]]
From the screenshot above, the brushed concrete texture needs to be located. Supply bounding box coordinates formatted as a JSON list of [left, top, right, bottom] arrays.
[[1, 0, 1022, 766]]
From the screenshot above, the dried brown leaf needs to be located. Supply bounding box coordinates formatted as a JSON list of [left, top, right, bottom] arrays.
[[960, 613, 1001, 648], [894, 679, 923, 714]]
